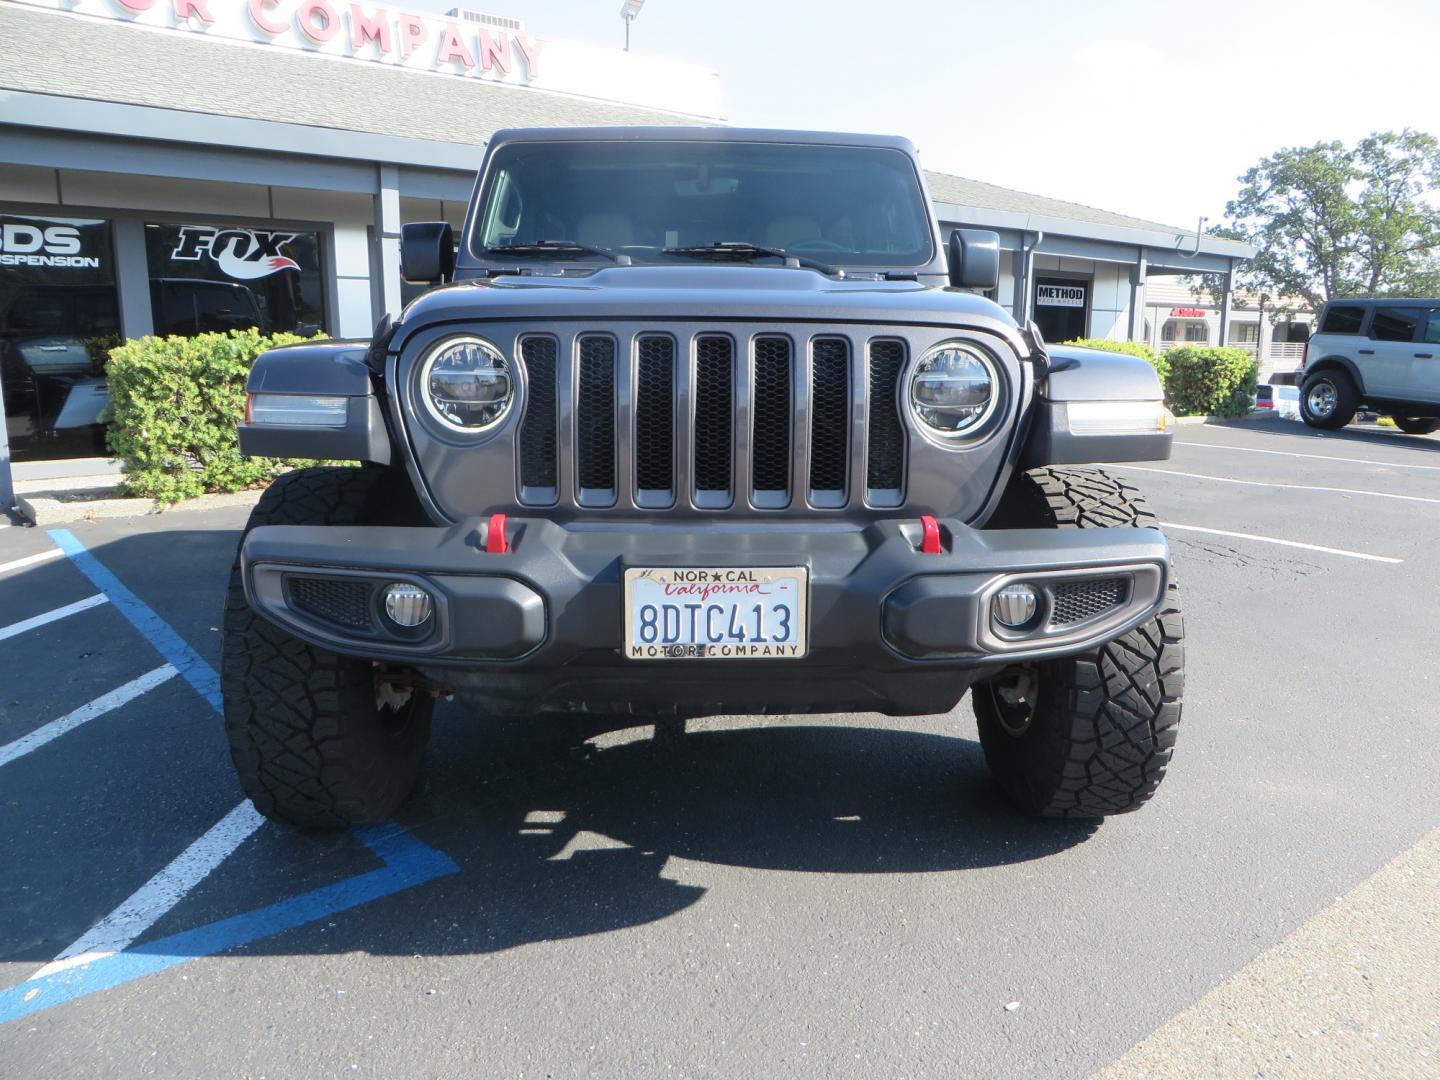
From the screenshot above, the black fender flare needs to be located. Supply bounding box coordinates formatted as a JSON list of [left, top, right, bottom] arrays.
[[238, 339, 394, 464], [1020, 345, 1171, 468], [1302, 355, 1367, 396]]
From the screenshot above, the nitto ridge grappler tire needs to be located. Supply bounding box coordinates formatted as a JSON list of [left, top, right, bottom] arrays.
[[975, 467, 1185, 818], [221, 467, 434, 829]]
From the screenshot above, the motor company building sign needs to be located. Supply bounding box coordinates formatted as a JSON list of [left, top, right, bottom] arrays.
[[10, 0, 726, 117]]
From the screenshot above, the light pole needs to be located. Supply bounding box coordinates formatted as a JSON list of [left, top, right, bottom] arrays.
[[620, 0, 644, 51]]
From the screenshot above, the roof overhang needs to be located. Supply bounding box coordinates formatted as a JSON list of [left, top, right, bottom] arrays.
[[931, 199, 1255, 268]]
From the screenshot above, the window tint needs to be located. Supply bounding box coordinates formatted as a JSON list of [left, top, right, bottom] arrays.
[[1320, 305, 1364, 334], [1424, 310, 1440, 345], [1369, 306, 1423, 342]]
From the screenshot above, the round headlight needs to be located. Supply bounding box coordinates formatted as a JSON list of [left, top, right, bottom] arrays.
[[421, 336, 513, 432], [909, 342, 998, 437]]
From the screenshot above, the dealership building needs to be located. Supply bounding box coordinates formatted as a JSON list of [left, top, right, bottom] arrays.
[[0, 0, 1251, 480]]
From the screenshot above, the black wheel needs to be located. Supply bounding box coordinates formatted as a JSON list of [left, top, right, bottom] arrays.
[[1299, 370, 1359, 430], [975, 467, 1185, 817], [1392, 417, 1440, 435], [221, 467, 434, 828]]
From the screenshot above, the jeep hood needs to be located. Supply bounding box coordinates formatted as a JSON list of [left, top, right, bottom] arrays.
[[396, 266, 1027, 351]]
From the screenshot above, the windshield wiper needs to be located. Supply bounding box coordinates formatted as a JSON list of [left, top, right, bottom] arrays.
[[662, 241, 842, 277], [488, 239, 631, 265]]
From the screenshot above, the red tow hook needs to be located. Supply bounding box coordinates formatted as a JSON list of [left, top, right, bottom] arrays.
[[919, 514, 943, 555], [485, 512, 509, 554]]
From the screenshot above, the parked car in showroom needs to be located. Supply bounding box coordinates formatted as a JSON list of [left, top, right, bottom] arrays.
[[224, 128, 1185, 829], [1299, 299, 1440, 433]]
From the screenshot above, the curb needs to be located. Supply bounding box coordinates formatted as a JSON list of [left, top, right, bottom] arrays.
[[15, 488, 265, 527], [1167, 412, 1270, 427]]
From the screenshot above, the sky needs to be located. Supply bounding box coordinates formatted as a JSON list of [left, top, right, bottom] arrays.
[[411, 0, 1440, 231]]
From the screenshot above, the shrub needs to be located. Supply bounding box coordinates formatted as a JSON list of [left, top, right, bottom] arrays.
[[1061, 337, 1170, 384], [106, 329, 333, 504], [1161, 346, 1259, 418]]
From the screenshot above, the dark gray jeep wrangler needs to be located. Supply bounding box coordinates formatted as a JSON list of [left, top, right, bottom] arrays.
[[223, 128, 1184, 828]]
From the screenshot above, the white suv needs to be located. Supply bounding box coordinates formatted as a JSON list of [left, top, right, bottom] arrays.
[[1299, 300, 1440, 433]]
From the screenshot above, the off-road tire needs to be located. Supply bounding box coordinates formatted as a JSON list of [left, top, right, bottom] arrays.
[[975, 467, 1184, 817], [221, 466, 434, 828], [1392, 417, 1440, 435], [1299, 370, 1359, 430]]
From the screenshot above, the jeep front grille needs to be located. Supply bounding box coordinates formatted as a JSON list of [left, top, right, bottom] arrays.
[[518, 336, 558, 499], [515, 330, 909, 512], [865, 340, 906, 495], [575, 335, 617, 504]]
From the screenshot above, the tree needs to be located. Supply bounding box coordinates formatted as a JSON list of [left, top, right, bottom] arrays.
[[1219, 130, 1440, 312]]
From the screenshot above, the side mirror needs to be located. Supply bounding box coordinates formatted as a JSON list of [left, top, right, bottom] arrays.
[[947, 228, 1000, 290], [400, 222, 456, 285]]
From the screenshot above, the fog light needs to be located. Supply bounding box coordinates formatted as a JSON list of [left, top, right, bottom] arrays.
[[993, 583, 1039, 629], [383, 583, 433, 628]]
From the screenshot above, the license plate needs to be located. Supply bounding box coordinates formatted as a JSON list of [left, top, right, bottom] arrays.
[[623, 566, 808, 660]]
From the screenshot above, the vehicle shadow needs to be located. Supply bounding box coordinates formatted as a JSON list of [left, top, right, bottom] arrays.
[[1215, 414, 1440, 453], [248, 711, 1099, 958], [15, 524, 1096, 965]]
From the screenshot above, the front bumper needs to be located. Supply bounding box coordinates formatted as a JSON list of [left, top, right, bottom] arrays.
[[240, 517, 1169, 715]]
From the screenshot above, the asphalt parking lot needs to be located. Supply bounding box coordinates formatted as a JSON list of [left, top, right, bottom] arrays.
[[1, 415, 1437, 1079]]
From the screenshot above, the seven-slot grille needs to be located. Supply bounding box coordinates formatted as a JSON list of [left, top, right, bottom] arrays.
[[516, 331, 909, 511]]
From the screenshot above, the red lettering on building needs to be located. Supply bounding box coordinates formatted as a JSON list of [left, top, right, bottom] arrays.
[[247, 0, 289, 35], [297, 0, 341, 43], [349, 4, 391, 52], [437, 23, 475, 67], [1170, 307, 1207, 318], [173, 0, 214, 22], [397, 12, 427, 58], [478, 29, 509, 72], [514, 34, 544, 77]]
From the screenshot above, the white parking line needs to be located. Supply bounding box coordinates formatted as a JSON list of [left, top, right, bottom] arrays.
[[0, 665, 178, 769], [1159, 522, 1404, 564], [1113, 465, 1440, 505], [1174, 440, 1440, 472], [0, 593, 109, 643], [0, 549, 64, 576], [31, 800, 266, 980]]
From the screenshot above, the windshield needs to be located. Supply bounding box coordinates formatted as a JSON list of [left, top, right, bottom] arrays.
[[470, 140, 935, 270]]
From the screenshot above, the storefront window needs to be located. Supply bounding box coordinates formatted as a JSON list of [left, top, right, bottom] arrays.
[[1232, 322, 1260, 344], [1, 213, 120, 461], [144, 223, 326, 337]]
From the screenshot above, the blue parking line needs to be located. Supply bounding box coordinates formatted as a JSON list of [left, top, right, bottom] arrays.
[[46, 528, 222, 713], [5, 530, 462, 1025], [0, 826, 459, 1025]]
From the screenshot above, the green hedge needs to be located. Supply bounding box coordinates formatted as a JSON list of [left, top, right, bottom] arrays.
[[1162, 346, 1259, 418], [1061, 337, 1170, 384], [106, 329, 333, 504]]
